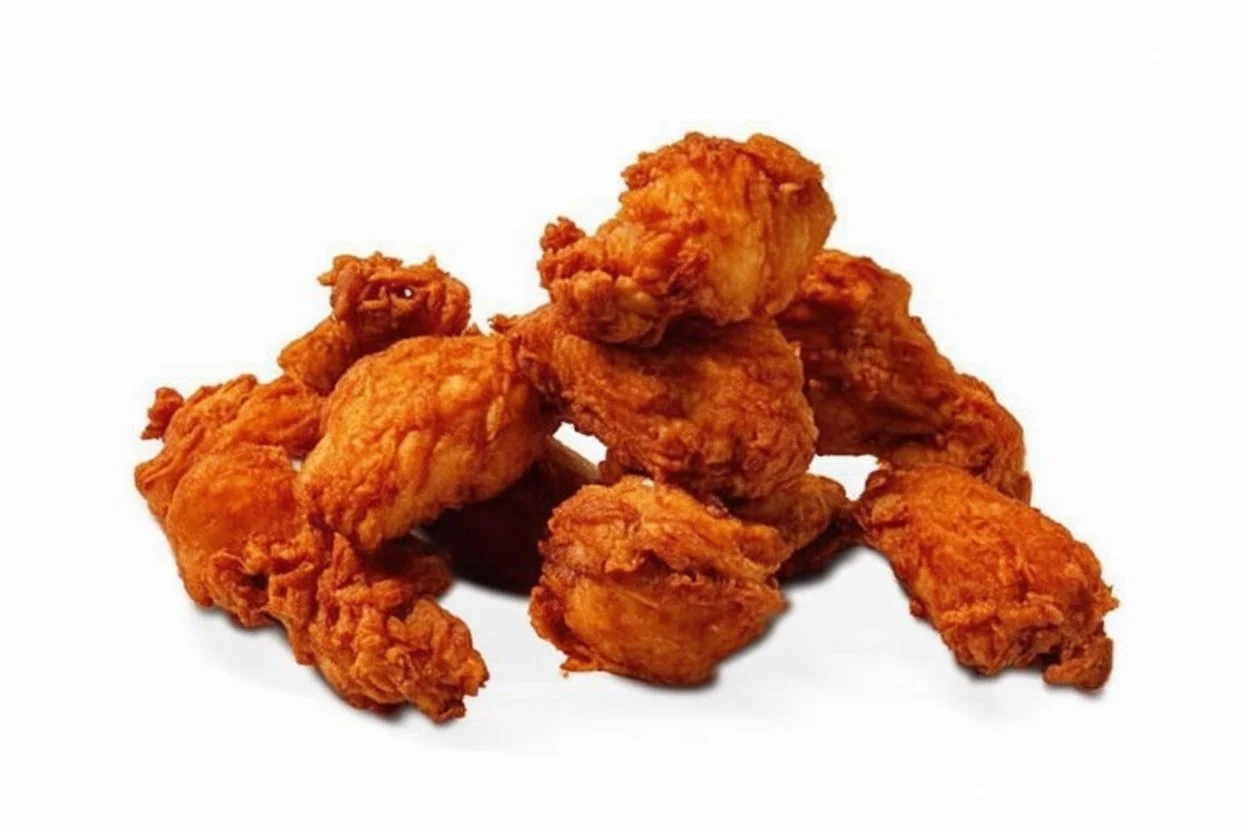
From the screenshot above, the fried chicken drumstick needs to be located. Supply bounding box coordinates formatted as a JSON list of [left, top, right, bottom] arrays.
[[531, 477, 790, 685], [540, 133, 835, 345], [778, 251, 1031, 501], [857, 465, 1116, 690]]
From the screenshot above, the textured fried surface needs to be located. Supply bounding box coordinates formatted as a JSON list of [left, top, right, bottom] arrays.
[[531, 477, 788, 685], [279, 252, 471, 394], [539, 133, 834, 345], [304, 536, 486, 718], [428, 437, 598, 594], [500, 306, 814, 500], [731, 474, 860, 581], [164, 445, 309, 625], [160, 443, 485, 720], [857, 465, 1117, 690], [298, 335, 554, 550], [135, 374, 323, 522], [778, 251, 1031, 501]]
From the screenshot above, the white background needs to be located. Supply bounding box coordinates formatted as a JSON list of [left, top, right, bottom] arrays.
[[2, 2, 1245, 829]]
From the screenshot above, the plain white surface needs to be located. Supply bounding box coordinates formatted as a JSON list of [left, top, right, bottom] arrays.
[[2, 2, 1246, 829]]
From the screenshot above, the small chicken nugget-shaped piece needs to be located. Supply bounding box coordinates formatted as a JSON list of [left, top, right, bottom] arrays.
[[857, 465, 1117, 690], [427, 437, 598, 595], [531, 477, 789, 686], [778, 251, 1031, 502], [305, 535, 485, 720], [730, 474, 860, 581], [298, 334, 555, 551], [279, 252, 472, 394], [540, 133, 835, 345], [500, 306, 815, 501], [135, 374, 324, 522]]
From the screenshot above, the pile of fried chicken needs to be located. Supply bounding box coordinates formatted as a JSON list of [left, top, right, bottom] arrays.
[[135, 133, 1117, 722]]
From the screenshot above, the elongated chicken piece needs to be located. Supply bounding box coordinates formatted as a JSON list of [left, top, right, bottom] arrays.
[[298, 334, 555, 550], [162, 443, 486, 720], [778, 251, 1031, 501], [540, 133, 835, 345], [135, 374, 323, 522], [730, 474, 860, 581], [498, 306, 814, 500], [427, 437, 598, 594], [279, 252, 471, 394], [531, 477, 789, 685], [857, 465, 1117, 690]]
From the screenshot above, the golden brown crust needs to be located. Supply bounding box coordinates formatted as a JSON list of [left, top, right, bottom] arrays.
[[730, 474, 860, 581], [298, 335, 555, 550], [500, 306, 815, 500], [778, 250, 1031, 502], [304, 536, 485, 720], [159, 442, 485, 720], [539, 132, 834, 345], [857, 465, 1116, 690], [427, 437, 598, 594], [134, 375, 324, 522], [531, 477, 788, 685], [279, 252, 471, 394]]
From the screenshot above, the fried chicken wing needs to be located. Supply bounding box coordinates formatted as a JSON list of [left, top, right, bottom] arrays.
[[499, 306, 815, 500], [161, 442, 485, 719], [539, 133, 835, 345], [531, 477, 789, 686], [730, 474, 860, 581], [298, 334, 555, 550], [279, 252, 471, 394], [778, 251, 1031, 501], [135, 374, 323, 522], [857, 465, 1117, 690], [427, 437, 598, 594]]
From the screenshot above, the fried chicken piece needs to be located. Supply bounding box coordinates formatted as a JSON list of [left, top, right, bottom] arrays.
[[539, 133, 835, 345], [298, 334, 555, 550], [531, 477, 789, 685], [135, 374, 323, 522], [427, 437, 598, 594], [857, 465, 1117, 690], [498, 306, 815, 500], [279, 252, 472, 394], [164, 444, 311, 625], [730, 474, 860, 581], [778, 251, 1031, 501], [161, 443, 485, 719], [304, 535, 486, 718]]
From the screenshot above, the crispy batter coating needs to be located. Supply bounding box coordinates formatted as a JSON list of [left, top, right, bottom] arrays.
[[531, 477, 789, 685], [778, 251, 1031, 501], [164, 445, 310, 625], [499, 306, 815, 500], [539, 133, 835, 345], [279, 253, 471, 394], [298, 335, 555, 550], [161, 443, 485, 720], [304, 535, 486, 718], [857, 465, 1117, 690], [135, 374, 323, 522], [731, 474, 860, 581], [427, 438, 598, 594]]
